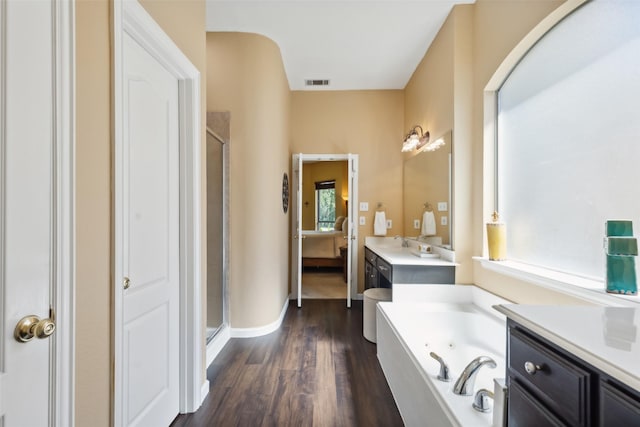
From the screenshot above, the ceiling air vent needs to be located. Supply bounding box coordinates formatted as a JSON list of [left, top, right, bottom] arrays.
[[305, 79, 330, 87]]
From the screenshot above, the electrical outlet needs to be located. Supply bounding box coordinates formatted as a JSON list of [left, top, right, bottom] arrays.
[[386, 219, 392, 229], [359, 216, 365, 225], [441, 216, 448, 226], [359, 202, 369, 212], [413, 219, 420, 229], [438, 202, 448, 211]]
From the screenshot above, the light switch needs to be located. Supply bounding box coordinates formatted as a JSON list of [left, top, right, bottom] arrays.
[[413, 219, 420, 229], [359, 216, 366, 225], [441, 216, 448, 226], [359, 202, 369, 212], [386, 219, 392, 229], [438, 202, 448, 211]]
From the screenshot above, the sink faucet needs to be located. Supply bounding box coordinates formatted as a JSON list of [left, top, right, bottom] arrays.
[[394, 235, 409, 247], [453, 356, 497, 396]]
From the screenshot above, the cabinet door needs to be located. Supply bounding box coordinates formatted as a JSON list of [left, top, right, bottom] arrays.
[[600, 381, 640, 426], [509, 328, 590, 426], [509, 380, 566, 427], [365, 260, 378, 289]]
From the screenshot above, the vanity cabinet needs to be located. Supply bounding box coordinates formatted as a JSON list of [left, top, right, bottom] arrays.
[[507, 320, 640, 426], [364, 248, 380, 289], [364, 246, 455, 289]]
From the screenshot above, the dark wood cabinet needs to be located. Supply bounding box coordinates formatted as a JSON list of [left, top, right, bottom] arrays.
[[363, 246, 455, 289], [364, 248, 379, 289], [507, 320, 640, 426]]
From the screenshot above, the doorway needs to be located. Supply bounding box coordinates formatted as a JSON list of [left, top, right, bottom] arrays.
[[291, 154, 359, 308]]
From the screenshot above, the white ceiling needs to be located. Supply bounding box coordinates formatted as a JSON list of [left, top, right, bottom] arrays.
[[206, 0, 475, 91]]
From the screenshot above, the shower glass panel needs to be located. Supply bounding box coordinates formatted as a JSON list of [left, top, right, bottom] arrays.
[[206, 129, 224, 342]]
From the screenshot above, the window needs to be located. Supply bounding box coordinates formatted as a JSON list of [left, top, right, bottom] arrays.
[[496, 1, 640, 280], [315, 180, 336, 231]]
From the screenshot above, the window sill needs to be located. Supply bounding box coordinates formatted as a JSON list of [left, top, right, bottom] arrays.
[[473, 257, 640, 307]]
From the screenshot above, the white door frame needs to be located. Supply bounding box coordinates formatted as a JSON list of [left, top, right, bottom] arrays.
[[54, 2, 76, 424], [113, 0, 205, 420], [290, 154, 359, 306], [0, 0, 76, 424]]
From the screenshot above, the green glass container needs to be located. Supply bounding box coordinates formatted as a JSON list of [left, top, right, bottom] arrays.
[[605, 220, 638, 295]]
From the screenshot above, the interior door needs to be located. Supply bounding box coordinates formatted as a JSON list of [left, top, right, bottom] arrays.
[[345, 155, 356, 308], [1, 1, 64, 425], [117, 31, 180, 426], [292, 154, 303, 307]]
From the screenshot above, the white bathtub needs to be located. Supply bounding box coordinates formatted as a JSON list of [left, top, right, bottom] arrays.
[[377, 300, 507, 427]]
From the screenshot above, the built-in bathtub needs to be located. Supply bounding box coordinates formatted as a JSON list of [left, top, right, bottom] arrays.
[[376, 286, 509, 427]]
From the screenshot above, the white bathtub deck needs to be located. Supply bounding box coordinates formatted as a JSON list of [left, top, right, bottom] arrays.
[[376, 285, 510, 427]]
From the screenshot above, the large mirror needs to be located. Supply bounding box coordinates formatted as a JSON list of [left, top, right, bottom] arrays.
[[403, 131, 452, 248]]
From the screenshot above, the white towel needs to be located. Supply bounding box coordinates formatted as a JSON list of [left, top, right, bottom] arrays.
[[374, 211, 387, 236], [421, 211, 436, 236]]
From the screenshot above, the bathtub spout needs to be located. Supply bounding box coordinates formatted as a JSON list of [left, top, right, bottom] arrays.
[[453, 356, 497, 396]]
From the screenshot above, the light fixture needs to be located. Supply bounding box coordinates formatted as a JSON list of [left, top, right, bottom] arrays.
[[421, 137, 445, 152], [402, 125, 430, 152]]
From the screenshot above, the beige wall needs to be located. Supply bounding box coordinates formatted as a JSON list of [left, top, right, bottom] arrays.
[[301, 161, 348, 230], [469, 0, 568, 298], [75, 0, 206, 424], [290, 91, 405, 292], [206, 32, 291, 328], [75, 2, 111, 425], [403, 0, 582, 303]]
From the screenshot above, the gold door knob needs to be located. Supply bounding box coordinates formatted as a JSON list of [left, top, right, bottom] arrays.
[[14, 314, 56, 343], [35, 318, 56, 338]]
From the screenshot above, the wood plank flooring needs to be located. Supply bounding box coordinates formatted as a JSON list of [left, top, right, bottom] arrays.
[[171, 299, 404, 427]]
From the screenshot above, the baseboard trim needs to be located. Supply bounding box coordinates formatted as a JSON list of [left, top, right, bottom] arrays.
[[200, 380, 210, 406], [288, 293, 364, 301], [230, 298, 289, 338], [206, 325, 231, 367]]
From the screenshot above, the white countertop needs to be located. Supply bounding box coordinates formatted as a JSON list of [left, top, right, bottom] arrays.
[[495, 304, 640, 393], [365, 237, 457, 267]]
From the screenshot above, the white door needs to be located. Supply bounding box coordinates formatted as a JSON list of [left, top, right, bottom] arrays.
[[116, 31, 180, 427], [292, 154, 303, 307], [345, 154, 359, 308], [1, 1, 73, 426]]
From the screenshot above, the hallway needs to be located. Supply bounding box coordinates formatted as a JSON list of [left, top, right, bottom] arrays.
[[171, 300, 403, 426]]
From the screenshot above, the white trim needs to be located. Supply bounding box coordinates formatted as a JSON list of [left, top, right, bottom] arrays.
[[113, 0, 203, 422], [206, 325, 230, 368], [474, 257, 640, 308], [54, 0, 76, 426], [200, 381, 210, 406], [230, 298, 289, 338]]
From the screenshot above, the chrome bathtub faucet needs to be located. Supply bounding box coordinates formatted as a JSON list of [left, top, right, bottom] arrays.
[[453, 356, 497, 396]]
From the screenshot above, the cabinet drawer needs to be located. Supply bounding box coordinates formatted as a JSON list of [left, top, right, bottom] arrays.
[[364, 247, 377, 264], [376, 258, 392, 282], [508, 380, 566, 427], [600, 380, 640, 426], [509, 329, 591, 426]]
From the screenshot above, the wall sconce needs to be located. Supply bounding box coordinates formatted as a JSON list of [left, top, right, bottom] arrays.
[[401, 125, 430, 152], [422, 137, 445, 152]]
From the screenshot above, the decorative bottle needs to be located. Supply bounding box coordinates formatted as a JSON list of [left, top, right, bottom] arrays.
[[604, 220, 638, 295], [486, 211, 506, 261]]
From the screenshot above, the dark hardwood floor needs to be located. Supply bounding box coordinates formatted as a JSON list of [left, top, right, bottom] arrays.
[[171, 299, 404, 427]]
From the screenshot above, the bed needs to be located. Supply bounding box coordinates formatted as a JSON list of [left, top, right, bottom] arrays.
[[301, 230, 346, 268]]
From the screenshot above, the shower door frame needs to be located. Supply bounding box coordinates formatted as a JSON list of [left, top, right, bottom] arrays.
[[204, 123, 230, 366]]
